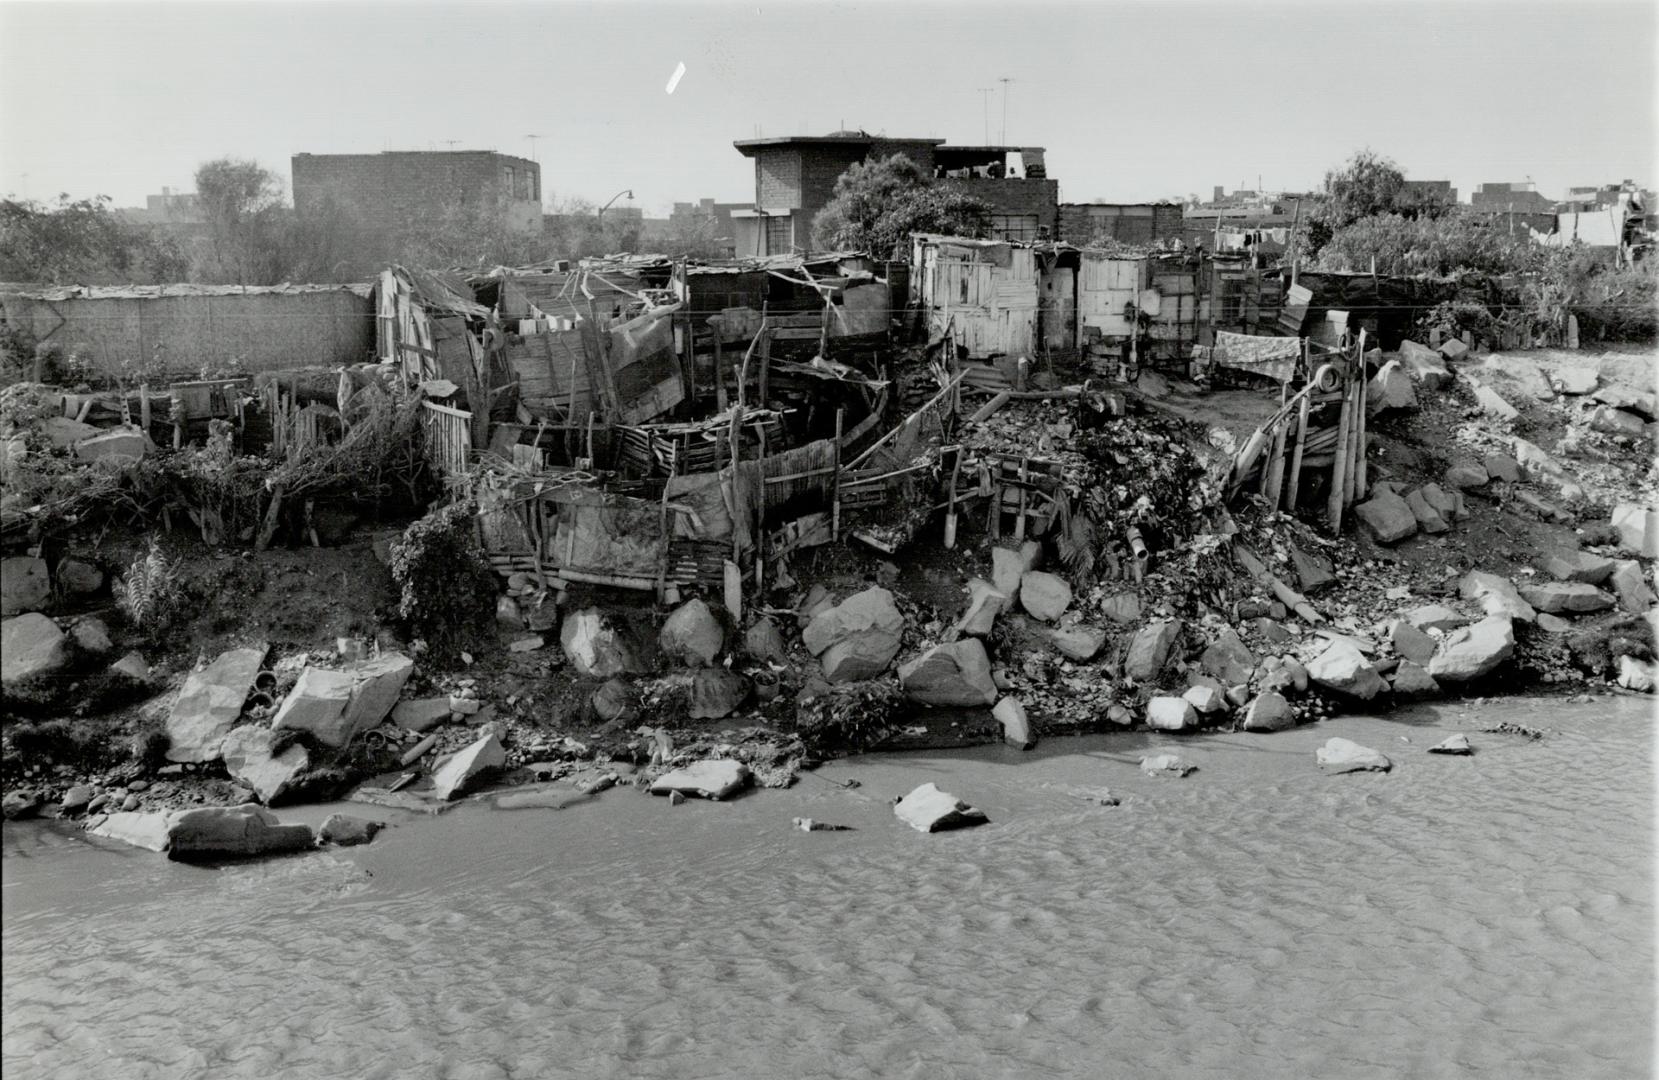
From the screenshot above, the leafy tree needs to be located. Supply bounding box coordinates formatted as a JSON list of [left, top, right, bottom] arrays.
[[1312, 209, 1539, 277], [0, 195, 188, 283], [811, 154, 991, 256], [658, 210, 728, 260], [194, 157, 289, 284], [1297, 150, 1451, 262], [392, 192, 551, 270]]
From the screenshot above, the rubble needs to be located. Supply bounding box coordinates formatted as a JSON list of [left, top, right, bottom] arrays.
[[1354, 489, 1418, 544]]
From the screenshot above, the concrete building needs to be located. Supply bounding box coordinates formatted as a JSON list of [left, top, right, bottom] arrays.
[[1401, 179, 1458, 204], [291, 150, 543, 235], [730, 131, 1058, 256], [1469, 182, 1554, 214], [115, 187, 205, 226]]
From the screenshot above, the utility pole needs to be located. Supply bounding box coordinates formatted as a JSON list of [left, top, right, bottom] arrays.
[[525, 135, 542, 162], [998, 77, 1015, 144], [977, 88, 994, 144]]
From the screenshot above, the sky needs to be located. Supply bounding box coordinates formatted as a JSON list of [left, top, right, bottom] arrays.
[[1, 0, 1655, 215]]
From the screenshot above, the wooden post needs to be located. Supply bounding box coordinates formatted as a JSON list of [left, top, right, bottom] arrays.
[[713, 333, 727, 412], [831, 408, 843, 542], [1265, 417, 1288, 509], [139, 384, 151, 437], [943, 445, 964, 549]]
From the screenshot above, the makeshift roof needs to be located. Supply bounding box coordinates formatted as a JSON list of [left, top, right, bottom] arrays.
[[0, 281, 373, 301]]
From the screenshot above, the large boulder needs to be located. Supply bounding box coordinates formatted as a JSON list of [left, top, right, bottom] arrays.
[[1145, 696, 1198, 732], [1306, 640, 1385, 700], [1552, 366, 1598, 395], [1543, 550, 1616, 585], [953, 579, 1008, 638], [1200, 628, 1255, 685], [165, 645, 268, 762], [1459, 571, 1536, 623], [560, 608, 648, 678], [1397, 341, 1453, 389], [1018, 571, 1071, 622], [1354, 489, 1418, 544], [1482, 452, 1523, 483], [219, 726, 309, 805], [167, 804, 315, 861], [1427, 615, 1515, 682], [1609, 560, 1657, 614], [1241, 692, 1295, 732], [1389, 619, 1438, 666], [1366, 360, 1417, 414], [1316, 738, 1392, 774], [1404, 488, 1449, 534], [391, 697, 452, 732], [802, 587, 904, 683], [339, 653, 415, 733], [1048, 624, 1106, 662], [1611, 502, 1658, 558], [1, 613, 69, 688], [993, 697, 1035, 750], [893, 782, 988, 833], [1591, 384, 1657, 420], [650, 760, 751, 800], [269, 667, 357, 748], [658, 599, 724, 668], [1, 556, 51, 615], [899, 639, 997, 707], [1518, 582, 1615, 615], [88, 811, 174, 852], [1589, 406, 1646, 437], [743, 619, 789, 664], [55, 557, 105, 597], [430, 734, 506, 800], [688, 669, 751, 719], [1124, 619, 1181, 682]]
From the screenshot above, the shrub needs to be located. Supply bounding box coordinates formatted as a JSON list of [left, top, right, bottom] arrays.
[[114, 538, 184, 635], [390, 501, 497, 666]]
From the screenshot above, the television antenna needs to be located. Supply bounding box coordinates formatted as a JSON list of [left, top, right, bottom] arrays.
[[998, 77, 1015, 144], [977, 88, 994, 144]]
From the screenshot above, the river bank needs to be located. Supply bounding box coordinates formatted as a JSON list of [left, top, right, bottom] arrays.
[[3, 695, 1651, 1080]]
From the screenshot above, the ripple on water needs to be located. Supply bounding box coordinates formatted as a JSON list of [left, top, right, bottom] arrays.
[[2, 699, 1653, 1080]]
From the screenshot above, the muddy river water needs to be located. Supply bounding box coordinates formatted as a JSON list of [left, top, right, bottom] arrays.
[[2, 696, 1652, 1079]]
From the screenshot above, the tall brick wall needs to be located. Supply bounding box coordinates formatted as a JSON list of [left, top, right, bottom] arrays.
[[943, 178, 1060, 237], [292, 151, 543, 234], [1060, 203, 1183, 244]]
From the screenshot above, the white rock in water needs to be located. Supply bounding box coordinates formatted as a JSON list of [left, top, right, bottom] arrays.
[[893, 782, 989, 833], [87, 811, 175, 852], [1316, 738, 1392, 774], [649, 759, 751, 800], [1145, 695, 1198, 732], [1428, 734, 1472, 755], [1140, 753, 1196, 777], [994, 697, 1036, 750]]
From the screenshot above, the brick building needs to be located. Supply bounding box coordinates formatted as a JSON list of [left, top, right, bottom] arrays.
[[1469, 181, 1554, 214], [1059, 203, 1183, 245], [291, 150, 543, 235], [730, 131, 1058, 255]]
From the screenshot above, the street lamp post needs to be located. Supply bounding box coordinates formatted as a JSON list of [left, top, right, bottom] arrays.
[[596, 189, 634, 221]]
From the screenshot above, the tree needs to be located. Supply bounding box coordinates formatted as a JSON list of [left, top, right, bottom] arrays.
[[811, 154, 991, 257], [1296, 150, 1453, 263], [658, 210, 728, 260], [1312, 209, 1539, 277], [194, 157, 288, 284], [0, 195, 188, 284], [391, 193, 551, 270]]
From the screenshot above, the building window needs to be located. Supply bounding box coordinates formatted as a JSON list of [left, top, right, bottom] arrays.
[[764, 214, 792, 254], [503, 166, 515, 197], [988, 213, 1041, 241]]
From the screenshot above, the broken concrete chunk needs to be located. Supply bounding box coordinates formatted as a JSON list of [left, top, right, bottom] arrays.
[[167, 804, 315, 861], [993, 697, 1035, 750], [894, 782, 989, 832], [899, 639, 998, 707], [803, 586, 904, 684], [1354, 489, 1418, 544], [1513, 438, 1584, 502], [391, 697, 452, 732], [165, 645, 267, 762], [430, 734, 507, 800], [1590, 384, 1657, 420], [1317, 738, 1392, 774], [1552, 367, 1598, 396], [1438, 338, 1468, 362], [219, 725, 309, 806], [1481, 452, 1522, 484], [1018, 571, 1071, 622], [1307, 639, 1385, 700], [1427, 615, 1515, 682], [1543, 550, 1616, 585], [1145, 695, 1198, 732], [651, 760, 751, 800], [658, 598, 725, 668]]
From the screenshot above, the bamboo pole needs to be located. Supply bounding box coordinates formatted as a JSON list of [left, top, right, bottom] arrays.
[[1265, 417, 1288, 509], [1285, 391, 1311, 509], [1327, 376, 1353, 532]]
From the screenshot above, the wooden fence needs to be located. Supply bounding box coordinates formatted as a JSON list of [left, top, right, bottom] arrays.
[[421, 400, 473, 479]]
